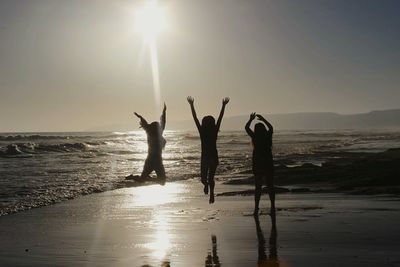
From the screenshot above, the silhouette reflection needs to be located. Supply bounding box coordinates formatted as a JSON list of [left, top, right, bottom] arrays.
[[254, 213, 279, 267], [205, 234, 221, 267]]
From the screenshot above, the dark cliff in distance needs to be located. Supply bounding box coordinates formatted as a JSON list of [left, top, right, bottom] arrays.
[[169, 109, 400, 131], [87, 109, 400, 131]]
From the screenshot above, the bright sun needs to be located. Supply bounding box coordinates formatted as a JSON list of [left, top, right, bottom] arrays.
[[134, 1, 167, 109], [134, 1, 167, 41]]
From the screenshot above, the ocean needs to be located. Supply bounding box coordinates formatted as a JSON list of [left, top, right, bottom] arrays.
[[1, 130, 400, 216]]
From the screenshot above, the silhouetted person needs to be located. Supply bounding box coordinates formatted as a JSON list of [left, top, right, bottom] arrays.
[[133, 103, 167, 184], [245, 113, 275, 215], [205, 235, 221, 267], [254, 213, 278, 267], [187, 96, 229, 204]]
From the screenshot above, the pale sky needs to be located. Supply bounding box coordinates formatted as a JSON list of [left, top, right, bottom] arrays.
[[0, 0, 399, 132]]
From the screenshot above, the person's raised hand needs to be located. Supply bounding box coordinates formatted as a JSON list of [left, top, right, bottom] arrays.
[[222, 97, 230, 106], [256, 114, 265, 120], [187, 96, 194, 105], [163, 102, 167, 112], [134, 112, 142, 118], [250, 112, 256, 120]]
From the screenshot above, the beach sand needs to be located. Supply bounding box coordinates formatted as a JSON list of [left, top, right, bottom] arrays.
[[1, 180, 399, 267]]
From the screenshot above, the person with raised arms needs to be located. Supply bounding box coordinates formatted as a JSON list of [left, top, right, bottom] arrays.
[[187, 96, 230, 204], [127, 103, 167, 184], [245, 113, 275, 215]]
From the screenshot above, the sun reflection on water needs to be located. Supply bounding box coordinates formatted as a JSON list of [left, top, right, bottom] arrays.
[[132, 183, 184, 207], [148, 211, 172, 260], [123, 183, 185, 264]]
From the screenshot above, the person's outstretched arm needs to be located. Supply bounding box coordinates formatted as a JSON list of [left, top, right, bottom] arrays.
[[187, 96, 201, 132], [256, 114, 273, 133], [245, 112, 256, 138], [160, 103, 166, 132], [216, 97, 230, 132], [134, 112, 149, 130]]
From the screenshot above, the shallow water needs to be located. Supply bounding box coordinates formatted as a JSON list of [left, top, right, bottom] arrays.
[[1, 129, 400, 215], [0, 180, 399, 266]]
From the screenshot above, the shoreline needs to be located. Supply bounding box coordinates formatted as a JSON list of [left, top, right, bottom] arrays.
[[3, 180, 399, 218], [1, 147, 399, 217], [1, 180, 400, 266]]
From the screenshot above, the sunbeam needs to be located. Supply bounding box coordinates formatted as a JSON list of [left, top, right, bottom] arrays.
[[135, 0, 167, 111]]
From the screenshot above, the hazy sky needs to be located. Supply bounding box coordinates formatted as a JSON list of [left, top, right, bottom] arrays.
[[1, 0, 399, 132]]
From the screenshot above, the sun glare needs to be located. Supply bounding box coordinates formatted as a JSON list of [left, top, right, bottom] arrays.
[[135, 1, 167, 41], [133, 183, 183, 207], [133, 1, 167, 110]]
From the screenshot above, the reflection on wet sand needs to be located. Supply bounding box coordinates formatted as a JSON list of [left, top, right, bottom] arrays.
[[140, 261, 170, 267], [205, 235, 221, 267], [254, 212, 279, 267], [133, 183, 184, 207], [128, 183, 280, 266], [148, 211, 171, 260]]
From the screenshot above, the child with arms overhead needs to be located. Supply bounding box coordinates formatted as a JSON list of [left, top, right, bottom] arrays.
[[245, 113, 275, 215], [131, 103, 167, 184], [187, 96, 229, 203]]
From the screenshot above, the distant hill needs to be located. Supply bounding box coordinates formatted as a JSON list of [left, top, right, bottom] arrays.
[[169, 109, 400, 131], [87, 109, 400, 131]]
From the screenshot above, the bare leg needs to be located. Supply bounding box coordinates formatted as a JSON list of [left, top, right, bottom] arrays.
[[201, 162, 209, 194], [155, 161, 166, 185], [140, 158, 153, 180], [268, 186, 276, 215], [208, 164, 217, 204], [254, 176, 262, 215]]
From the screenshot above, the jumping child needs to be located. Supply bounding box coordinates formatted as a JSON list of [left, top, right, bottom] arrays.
[[187, 96, 229, 203]]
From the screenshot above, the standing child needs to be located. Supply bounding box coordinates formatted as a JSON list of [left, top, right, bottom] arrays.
[[245, 113, 275, 215], [130, 103, 167, 184], [187, 96, 229, 203]]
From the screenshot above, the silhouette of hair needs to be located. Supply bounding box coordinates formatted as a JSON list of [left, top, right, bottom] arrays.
[[252, 123, 272, 149], [254, 123, 267, 138], [148, 121, 161, 136], [202, 116, 216, 134], [202, 116, 215, 128]]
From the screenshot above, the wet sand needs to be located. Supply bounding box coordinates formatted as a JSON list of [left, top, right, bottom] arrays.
[[1, 180, 400, 266]]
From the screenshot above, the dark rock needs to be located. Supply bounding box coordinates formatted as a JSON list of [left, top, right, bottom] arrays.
[[224, 148, 400, 196]]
